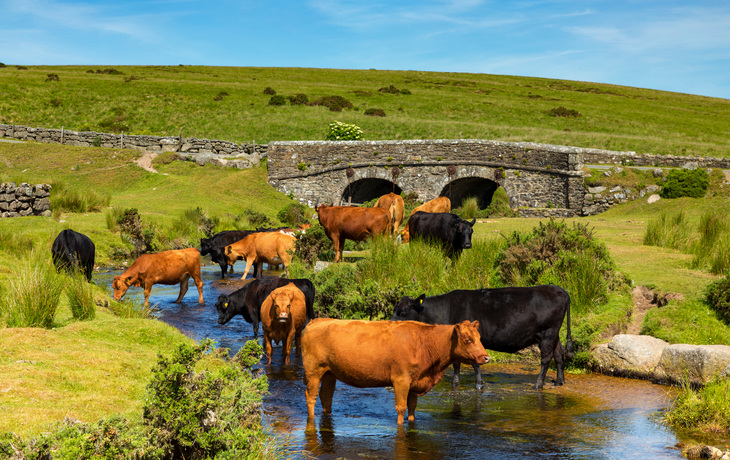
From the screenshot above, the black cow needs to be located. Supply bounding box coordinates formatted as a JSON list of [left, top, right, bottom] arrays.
[[51, 229, 96, 281], [201, 230, 256, 278], [215, 277, 316, 337], [391, 285, 574, 390], [407, 211, 475, 257]]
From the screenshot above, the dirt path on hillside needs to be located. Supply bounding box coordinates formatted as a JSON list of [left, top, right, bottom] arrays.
[[135, 151, 159, 173], [626, 286, 685, 335]]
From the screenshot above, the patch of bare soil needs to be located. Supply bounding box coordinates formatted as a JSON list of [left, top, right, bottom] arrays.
[[626, 286, 685, 335], [135, 151, 159, 173]]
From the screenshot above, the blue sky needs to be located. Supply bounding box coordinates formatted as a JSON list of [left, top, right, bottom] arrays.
[[2, 0, 729, 99]]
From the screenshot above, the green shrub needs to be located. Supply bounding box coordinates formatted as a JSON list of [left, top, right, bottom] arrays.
[[152, 151, 179, 166], [400, 89, 411, 95], [45, 73, 60, 82], [277, 202, 309, 227], [325, 121, 364, 141], [0, 251, 65, 328], [378, 85, 400, 94], [263, 87, 276, 95], [705, 277, 730, 324], [66, 271, 96, 321], [213, 91, 228, 101], [92, 136, 102, 147], [115, 208, 156, 254], [268, 95, 286, 106], [547, 106, 581, 117], [660, 168, 709, 199], [292, 222, 335, 266], [309, 95, 353, 112], [364, 108, 386, 117], [243, 209, 272, 228], [288, 93, 308, 105], [456, 196, 478, 220]]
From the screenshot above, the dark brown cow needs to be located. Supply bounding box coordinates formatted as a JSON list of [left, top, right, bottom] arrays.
[[315, 204, 391, 262], [374, 193, 406, 236], [401, 196, 452, 243], [260, 283, 308, 365], [302, 319, 489, 424], [112, 248, 203, 306]]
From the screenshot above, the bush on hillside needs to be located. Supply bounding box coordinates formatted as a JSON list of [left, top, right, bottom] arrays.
[[379, 85, 400, 94], [288, 93, 308, 105], [263, 87, 276, 95], [706, 277, 730, 324], [277, 202, 309, 227], [479, 187, 518, 217], [364, 108, 386, 117], [116, 208, 156, 254], [309, 95, 353, 112], [268, 95, 286, 106], [547, 106, 581, 118], [660, 168, 709, 199], [243, 209, 272, 228], [45, 73, 60, 82]]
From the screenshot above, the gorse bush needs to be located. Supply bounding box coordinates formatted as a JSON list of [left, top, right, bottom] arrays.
[[0, 251, 65, 328], [705, 277, 730, 324], [243, 208, 272, 228], [292, 222, 335, 267], [277, 202, 309, 227], [325, 121, 363, 141], [287, 93, 308, 105], [310, 95, 353, 112], [660, 168, 709, 199], [268, 95, 286, 106]]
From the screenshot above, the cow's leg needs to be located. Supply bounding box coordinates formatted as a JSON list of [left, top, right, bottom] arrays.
[[284, 328, 295, 365], [407, 391, 418, 422], [295, 328, 303, 358], [305, 368, 324, 418], [193, 273, 204, 304], [263, 331, 273, 364], [143, 283, 152, 306], [319, 372, 337, 414], [255, 261, 264, 279], [175, 274, 191, 303], [451, 362, 461, 390], [554, 340, 566, 386], [534, 340, 556, 390], [240, 258, 255, 280], [252, 320, 259, 338], [338, 239, 346, 263], [393, 378, 411, 425], [473, 364, 484, 390], [228, 263, 234, 274], [332, 235, 341, 262], [219, 260, 228, 279]]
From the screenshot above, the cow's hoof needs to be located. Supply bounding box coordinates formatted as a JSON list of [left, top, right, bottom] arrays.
[[475, 383, 484, 390]]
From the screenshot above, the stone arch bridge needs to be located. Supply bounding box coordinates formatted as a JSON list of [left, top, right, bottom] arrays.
[[267, 139, 590, 216]]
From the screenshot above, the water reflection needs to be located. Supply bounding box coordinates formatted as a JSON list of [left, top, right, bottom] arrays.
[[96, 265, 683, 459]]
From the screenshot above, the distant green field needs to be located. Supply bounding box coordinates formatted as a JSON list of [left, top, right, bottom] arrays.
[[2, 65, 729, 157]]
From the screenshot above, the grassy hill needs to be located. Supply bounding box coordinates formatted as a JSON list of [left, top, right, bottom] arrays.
[[1, 65, 729, 157]]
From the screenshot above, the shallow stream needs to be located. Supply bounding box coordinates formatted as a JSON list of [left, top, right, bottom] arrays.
[[96, 265, 685, 459]]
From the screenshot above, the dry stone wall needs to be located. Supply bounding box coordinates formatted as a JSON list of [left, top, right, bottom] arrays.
[[0, 182, 52, 218]]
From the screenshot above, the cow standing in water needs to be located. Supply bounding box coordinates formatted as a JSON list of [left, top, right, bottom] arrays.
[[315, 204, 391, 262], [51, 229, 95, 281], [260, 283, 308, 365], [391, 285, 574, 390], [112, 248, 204, 306], [224, 231, 295, 279], [302, 318, 489, 424]]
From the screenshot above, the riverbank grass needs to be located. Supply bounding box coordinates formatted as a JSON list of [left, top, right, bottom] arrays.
[[665, 378, 730, 438]]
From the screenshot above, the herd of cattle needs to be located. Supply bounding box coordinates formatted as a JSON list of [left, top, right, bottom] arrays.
[[49, 193, 574, 424]]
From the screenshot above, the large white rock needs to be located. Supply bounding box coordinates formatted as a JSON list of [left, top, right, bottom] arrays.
[[647, 194, 661, 204], [592, 334, 668, 378], [655, 344, 730, 385]]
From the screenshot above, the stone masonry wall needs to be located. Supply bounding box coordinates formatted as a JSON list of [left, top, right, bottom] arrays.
[[0, 182, 52, 218], [0, 123, 267, 167]]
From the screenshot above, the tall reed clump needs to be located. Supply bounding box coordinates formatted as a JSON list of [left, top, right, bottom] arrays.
[[50, 181, 111, 213], [66, 271, 96, 320], [643, 210, 693, 250], [457, 197, 479, 220], [157, 207, 216, 251], [443, 237, 504, 291], [664, 378, 730, 436], [0, 251, 65, 328]]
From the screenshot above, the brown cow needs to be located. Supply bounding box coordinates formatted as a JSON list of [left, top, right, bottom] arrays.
[[374, 193, 405, 236], [315, 204, 391, 262], [112, 248, 204, 306], [401, 196, 452, 243], [260, 283, 308, 365], [302, 319, 489, 424], [224, 231, 295, 279]]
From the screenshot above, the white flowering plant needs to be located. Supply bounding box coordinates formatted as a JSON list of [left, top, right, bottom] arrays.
[[326, 121, 364, 141]]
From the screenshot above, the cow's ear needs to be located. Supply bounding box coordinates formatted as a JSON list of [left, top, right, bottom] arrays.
[[471, 320, 479, 330], [414, 294, 426, 312], [124, 277, 133, 287], [225, 246, 231, 255]]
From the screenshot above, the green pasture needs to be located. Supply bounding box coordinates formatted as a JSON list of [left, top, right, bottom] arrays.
[[1, 65, 729, 157]]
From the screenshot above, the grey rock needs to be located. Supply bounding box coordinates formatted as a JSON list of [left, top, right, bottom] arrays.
[[33, 197, 50, 212], [652, 168, 663, 177], [602, 170, 612, 177], [639, 189, 646, 198], [655, 344, 730, 385], [592, 335, 668, 378], [41, 210, 52, 217], [609, 186, 622, 193], [647, 194, 661, 204], [588, 186, 606, 194], [584, 194, 594, 201], [646, 185, 660, 193], [314, 261, 330, 273], [682, 161, 699, 170], [612, 166, 624, 174]]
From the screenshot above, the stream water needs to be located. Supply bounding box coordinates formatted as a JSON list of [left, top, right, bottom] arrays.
[[96, 264, 684, 459]]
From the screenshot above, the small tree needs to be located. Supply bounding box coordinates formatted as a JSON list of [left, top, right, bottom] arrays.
[[326, 121, 363, 141]]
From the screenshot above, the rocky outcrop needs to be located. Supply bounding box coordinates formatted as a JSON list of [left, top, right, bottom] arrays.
[[592, 335, 730, 386]]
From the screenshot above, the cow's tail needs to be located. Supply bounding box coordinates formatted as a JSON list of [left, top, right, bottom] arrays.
[[564, 295, 575, 361]]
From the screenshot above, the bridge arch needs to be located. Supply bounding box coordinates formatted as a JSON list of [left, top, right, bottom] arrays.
[[340, 178, 402, 205], [439, 176, 501, 209]]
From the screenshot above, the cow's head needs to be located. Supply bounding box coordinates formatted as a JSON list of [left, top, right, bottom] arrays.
[[112, 275, 135, 301], [224, 245, 244, 264], [452, 217, 475, 250], [215, 294, 235, 325], [399, 226, 411, 244], [270, 288, 295, 323], [453, 320, 489, 365], [200, 237, 212, 256], [390, 294, 427, 321]]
